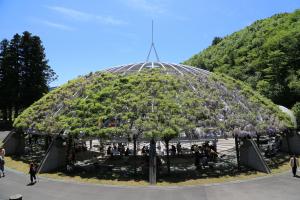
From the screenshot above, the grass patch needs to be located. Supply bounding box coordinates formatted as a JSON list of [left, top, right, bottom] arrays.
[[4, 154, 293, 186], [4, 156, 30, 173]]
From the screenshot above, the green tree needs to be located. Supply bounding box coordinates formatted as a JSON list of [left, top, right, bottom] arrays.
[[211, 36, 223, 46], [184, 9, 300, 108], [0, 31, 56, 125], [19, 31, 56, 108], [0, 39, 10, 122]]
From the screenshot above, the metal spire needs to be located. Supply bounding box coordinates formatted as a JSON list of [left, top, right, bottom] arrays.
[[146, 20, 160, 62]]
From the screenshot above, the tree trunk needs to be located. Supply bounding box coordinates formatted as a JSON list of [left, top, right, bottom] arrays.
[[89, 140, 93, 150], [133, 136, 137, 176], [149, 138, 156, 184], [165, 139, 170, 174], [66, 136, 73, 164], [235, 135, 240, 171]]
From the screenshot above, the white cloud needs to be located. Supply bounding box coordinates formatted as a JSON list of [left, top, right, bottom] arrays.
[[47, 6, 126, 26], [37, 19, 75, 31], [123, 0, 166, 14]]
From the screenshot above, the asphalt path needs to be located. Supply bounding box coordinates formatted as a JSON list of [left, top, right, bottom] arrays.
[[0, 168, 299, 200], [1, 131, 299, 200]]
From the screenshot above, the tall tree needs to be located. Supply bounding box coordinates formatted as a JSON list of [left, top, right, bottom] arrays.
[[0, 39, 9, 122], [6, 34, 22, 120], [19, 31, 56, 112], [0, 31, 57, 125], [211, 36, 223, 46]]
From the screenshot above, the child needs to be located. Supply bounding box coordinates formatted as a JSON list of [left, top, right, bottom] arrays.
[[29, 163, 37, 183]]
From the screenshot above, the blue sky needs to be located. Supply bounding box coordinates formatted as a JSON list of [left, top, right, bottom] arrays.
[[0, 0, 299, 86]]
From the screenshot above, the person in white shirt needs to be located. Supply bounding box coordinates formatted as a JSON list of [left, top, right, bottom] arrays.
[[0, 147, 5, 157]]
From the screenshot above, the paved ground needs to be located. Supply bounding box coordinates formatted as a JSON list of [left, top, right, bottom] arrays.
[[0, 168, 299, 200], [1, 131, 299, 200]]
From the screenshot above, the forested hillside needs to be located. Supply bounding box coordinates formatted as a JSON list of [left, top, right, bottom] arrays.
[[184, 9, 300, 109]]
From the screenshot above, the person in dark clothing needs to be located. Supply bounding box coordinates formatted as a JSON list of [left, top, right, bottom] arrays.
[[0, 156, 4, 177], [141, 146, 146, 155], [194, 149, 200, 169], [176, 142, 182, 155], [290, 155, 299, 177], [107, 146, 112, 156], [29, 163, 37, 183], [171, 145, 176, 156], [125, 147, 130, 156]]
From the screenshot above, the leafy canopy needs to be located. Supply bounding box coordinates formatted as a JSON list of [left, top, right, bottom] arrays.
[[184, 9, 300, 108], [14, 69, 293, 139]]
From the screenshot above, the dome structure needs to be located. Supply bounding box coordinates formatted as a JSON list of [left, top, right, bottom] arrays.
[[14, 61, 293, 141]]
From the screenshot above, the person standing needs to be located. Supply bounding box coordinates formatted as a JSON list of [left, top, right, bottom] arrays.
[[290, 155, 299, 177], [0, 147, 5, 177], [176, 142, 182, 155], [29, 163, 37, 184], [0, 147, 5, 157], [0, 156, 4, 177]]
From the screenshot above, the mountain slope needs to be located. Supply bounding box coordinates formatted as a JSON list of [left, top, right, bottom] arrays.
[[184, 9, 300, 108]]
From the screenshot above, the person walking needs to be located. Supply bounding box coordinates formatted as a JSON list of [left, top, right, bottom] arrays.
[[290, 155, 299, 177], [29, 163, 37, 184], [0, 156, 4, 177], [0, 147, 5, 177]]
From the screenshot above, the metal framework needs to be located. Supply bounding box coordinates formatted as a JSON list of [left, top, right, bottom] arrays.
[[106, 62, 211, 77]]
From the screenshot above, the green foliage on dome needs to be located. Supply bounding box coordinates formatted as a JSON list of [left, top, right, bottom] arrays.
[[13, 68, 293, 140]]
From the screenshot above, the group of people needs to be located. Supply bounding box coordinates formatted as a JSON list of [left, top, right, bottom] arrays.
[[192, 141, 218, 168], [141, 142, 182, 156], [105, 142, 183, 157], [170, 142, 182, 156], [107, 143, 131, 156]]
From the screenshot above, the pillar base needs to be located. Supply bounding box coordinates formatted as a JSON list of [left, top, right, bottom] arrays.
[[38, 137, 67, 173], [281, 131, 300, 154], [3, 131, 25, 156], [240, 138, 271, 173]]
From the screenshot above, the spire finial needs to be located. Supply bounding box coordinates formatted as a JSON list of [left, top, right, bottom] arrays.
[[146, 20, 160, 62], [152, 20, 154, 44]]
